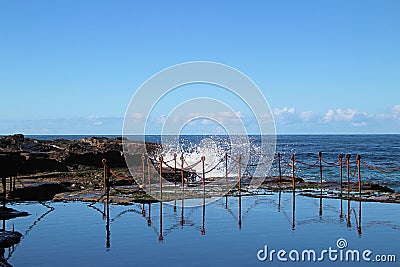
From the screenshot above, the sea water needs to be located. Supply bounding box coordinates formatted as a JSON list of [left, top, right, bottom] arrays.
[[6, 194, 400, 266], [27, 134, 400, 191]]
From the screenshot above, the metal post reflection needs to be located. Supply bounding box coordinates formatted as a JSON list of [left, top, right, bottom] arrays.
[[158, 202, 163, 242], [180, 198, 185, 227], [292, 189, 295, 231], [238, 189, 242, 230], [357, 200, 362, 235], [319, 189, 323, 217], [201, 195, 206, 235], [347, 195, 351, 228], [147, 203, 152, 226], [278, 190, 281, 212], [105, 181, 110, 249], [141, 204, 146, 217]]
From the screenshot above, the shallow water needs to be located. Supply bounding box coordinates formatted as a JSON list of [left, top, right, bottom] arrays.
[[4, 193, 399, 266]]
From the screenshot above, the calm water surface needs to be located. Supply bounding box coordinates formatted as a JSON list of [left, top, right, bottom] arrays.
[[5, 194, 400, 266]]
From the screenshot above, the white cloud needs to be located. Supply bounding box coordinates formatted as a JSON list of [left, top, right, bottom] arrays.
[[299, 110, 317, 122], [323, 109, 357, 123], [392, 105, 400, 118], [273, 107, 295, 117], [3, 105, 399, 135], [273, 107, 296, 124]]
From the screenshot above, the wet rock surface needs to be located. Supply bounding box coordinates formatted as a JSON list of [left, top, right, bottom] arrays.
[[0, 134, 160, 176], [0, 134, 399, 204]]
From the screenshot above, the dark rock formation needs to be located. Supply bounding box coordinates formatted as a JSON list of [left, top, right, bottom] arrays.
[[0, 134, 161, 175]]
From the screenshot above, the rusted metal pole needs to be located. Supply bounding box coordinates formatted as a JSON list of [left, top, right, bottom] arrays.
[[147, 158, 151, 194], [141, 154, 145, 186], [180, 154, 184, 189], [201, 189, 206, 235], [339, 154, 344, 218], [238, 154, 241, 191], [318, 151, 323, 184], [102, 159, 108, 193], [291, 154, 295, 190], [339, 154, 343, 192], [225, 153, 228, 181], [173, 153, 177, 212], [225, 152, 228, 204], [277, 153, 282, 181], [346, 154, 351, 192], [356, 154, 361, 197], [174, 153, 177, 186], [159, 155, 163, 200]]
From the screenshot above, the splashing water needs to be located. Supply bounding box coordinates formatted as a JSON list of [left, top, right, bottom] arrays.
[[155, 135, 275, 180]]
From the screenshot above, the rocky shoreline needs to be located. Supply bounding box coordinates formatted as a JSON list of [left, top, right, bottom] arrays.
[[0, 134, 399, 205]]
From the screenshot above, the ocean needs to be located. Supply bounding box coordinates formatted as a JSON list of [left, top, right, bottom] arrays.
[[3, 134, 399, 266], [27, 134, 400, 192]]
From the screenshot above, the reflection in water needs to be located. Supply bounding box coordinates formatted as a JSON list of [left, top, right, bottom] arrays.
[[319, 189, 323, 217], [141, 204, 146, 217], [238, 190, 242, 230], [201, 196, 206, 235], [180, 198, 184, 227], [106, 200, 110, 249], [347, 193, 352, 228], [2, 201, 54, 264], [292, 190, 295, 231], [88, 191, 366, 247], [6, 191, 367, 257], [147, 203, 152, 226], [159, 202, 163, 242], [278, 190, 281, 212], [358, 200, 362, 235], [340, 194, 344, 219], [106, 178, 111, 249]]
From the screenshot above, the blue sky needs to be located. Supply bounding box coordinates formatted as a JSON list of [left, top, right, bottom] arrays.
[[0, 0, 399, 134]]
